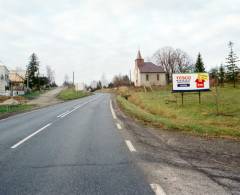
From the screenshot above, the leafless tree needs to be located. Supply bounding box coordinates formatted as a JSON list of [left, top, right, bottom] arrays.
[[175, 49, 194, 73], [63, 74, 70, 86], [152, 47, 193, 81], [100, 73, 108, 87], [46, 65, 55, 85], [112, 74, 130, 87]]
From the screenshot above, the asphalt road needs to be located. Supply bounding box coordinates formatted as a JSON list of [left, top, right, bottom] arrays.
[[0, 94, 153, 195]]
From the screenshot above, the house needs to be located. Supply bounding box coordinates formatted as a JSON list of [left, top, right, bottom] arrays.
[[75, 82, 86, 91], [9, 71, 25, 96], [133, 50, 167, 87], [0, 64, 10, 96]]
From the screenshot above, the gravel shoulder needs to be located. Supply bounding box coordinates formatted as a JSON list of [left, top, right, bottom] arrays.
[[112, 96, 240, 195], [27, 87, 64, 107]]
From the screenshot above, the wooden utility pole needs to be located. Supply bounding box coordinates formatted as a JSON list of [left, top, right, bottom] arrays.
[[73, 72, 75, 86]]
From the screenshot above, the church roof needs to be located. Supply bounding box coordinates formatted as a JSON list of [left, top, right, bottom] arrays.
[[138, 62, 165, 73]]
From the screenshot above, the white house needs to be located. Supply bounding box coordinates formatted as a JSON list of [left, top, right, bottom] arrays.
[[0, 65, 10, 96], [133, 50, 167, 87], [75, 82, 86, 91]]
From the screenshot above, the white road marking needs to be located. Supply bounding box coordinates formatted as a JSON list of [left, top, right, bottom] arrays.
[[110, 100, 117, 119], [116, 123, 122, 130], [125, 140, 136, 152], [150, 184, 166, 195], [60, 111, 72, 118], [11, 123, 52, 149], [58, 97, 100, 119], [57, 111, 70, 118]]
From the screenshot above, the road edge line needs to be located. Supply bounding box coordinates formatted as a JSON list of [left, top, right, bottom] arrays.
[[150, 183, 166, 195], [125, 140, 136, 152], [110, 100, 117, 119], [116, 123, 122, 130]]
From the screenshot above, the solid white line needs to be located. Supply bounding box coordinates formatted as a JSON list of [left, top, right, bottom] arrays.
[[11, 123, 52, 149], [116, 123, 122, 130], [125, 140, 136, 152], [150, 184, 166, 195], [110, 100, 117, 119]]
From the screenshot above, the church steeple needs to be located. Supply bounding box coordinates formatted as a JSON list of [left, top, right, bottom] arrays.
[[136, 50, 143, 59], [135, 50, 144, 66]]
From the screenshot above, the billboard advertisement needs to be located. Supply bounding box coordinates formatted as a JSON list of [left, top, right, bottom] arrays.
[[172, 73, 210, 92]]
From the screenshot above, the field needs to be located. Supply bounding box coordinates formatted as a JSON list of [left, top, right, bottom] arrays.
[[117, 85, 240, 138], [57, 88, 91, 101]]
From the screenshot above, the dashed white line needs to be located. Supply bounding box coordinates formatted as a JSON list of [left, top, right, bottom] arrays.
[[57, 110, 70, 118], [150, 184, 166, 195], [116, 123, 122, 130], [60, 111, 72, 118], [125, 140, 136, 152], [110, 100, 117, 119], [58, 97, 100, 119], [11, 123, 52, 149]]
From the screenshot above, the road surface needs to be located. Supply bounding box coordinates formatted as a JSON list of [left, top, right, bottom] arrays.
[[0, 94, 153, 195]]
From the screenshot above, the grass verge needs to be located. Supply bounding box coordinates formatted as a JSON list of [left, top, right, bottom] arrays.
[[117, 85, 240, 139], [0, 104, 34, 117], [57, 88, 91, 101]]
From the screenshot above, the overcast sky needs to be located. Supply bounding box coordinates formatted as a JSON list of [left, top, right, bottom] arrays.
[[0, 0, 240, 84]]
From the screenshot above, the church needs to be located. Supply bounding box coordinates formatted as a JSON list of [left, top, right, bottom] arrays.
[[133, 50, 167, 87]]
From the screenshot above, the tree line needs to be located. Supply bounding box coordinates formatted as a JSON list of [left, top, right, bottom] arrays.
[[209, 41, 240, 88], [25, 53, 57, 91]]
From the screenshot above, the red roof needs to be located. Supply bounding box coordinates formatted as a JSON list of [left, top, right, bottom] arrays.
[[138, 62, 165, 73]]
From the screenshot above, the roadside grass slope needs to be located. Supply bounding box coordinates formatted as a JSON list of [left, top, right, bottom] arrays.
[[57, 88, 91, 101], [0, 104, 34, 115], [117, 85, 240, 138]]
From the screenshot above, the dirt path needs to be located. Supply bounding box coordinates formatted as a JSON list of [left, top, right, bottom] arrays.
[[112, 97, 240, 195], [27, 87, 65, 107]]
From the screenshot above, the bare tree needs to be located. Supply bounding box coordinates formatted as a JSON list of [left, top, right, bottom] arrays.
[[112, 74, 130, 87], [100, 73, 108, 88], [175, 49, 194, 73], [152, 47, 193, 81], [63, 74, 70, 86], [46, 65, 55, 85]]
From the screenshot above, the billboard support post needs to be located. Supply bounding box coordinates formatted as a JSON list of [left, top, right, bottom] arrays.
[[181, 92, 184, 105], [198, 91, 201, 104]]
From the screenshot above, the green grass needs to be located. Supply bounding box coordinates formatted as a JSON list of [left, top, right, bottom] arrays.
[[0, 104, 34, 115], [57, 88, 91, 101], [117, 85, 240, 139], [22, 91, 42, 100]]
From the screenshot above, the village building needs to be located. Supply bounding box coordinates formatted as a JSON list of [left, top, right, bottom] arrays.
[[133, 50, 167, 87], [9, 71, 25, 96], [0, 64, 10, 96]]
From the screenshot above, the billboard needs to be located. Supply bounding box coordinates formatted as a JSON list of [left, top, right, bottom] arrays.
[[172, 73, 210, 92]]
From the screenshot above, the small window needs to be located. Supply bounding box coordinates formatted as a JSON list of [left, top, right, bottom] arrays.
[[146, 74, 149, 81], [157, 74, 159, 81]]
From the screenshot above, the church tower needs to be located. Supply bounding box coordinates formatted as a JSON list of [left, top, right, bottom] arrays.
[[135, 50, 144, 66]]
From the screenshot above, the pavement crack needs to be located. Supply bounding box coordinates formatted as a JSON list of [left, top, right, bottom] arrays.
[[26, 161, 134, 169]]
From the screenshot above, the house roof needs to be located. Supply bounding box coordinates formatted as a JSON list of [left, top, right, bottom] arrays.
[[138, 62, 165, 73], [9, 72, 24, 83]]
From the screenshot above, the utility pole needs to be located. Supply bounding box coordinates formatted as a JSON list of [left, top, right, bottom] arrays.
[[26, 70, 29, 90], [129, 70, 131, 85], [73, 72, 75, 86]]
